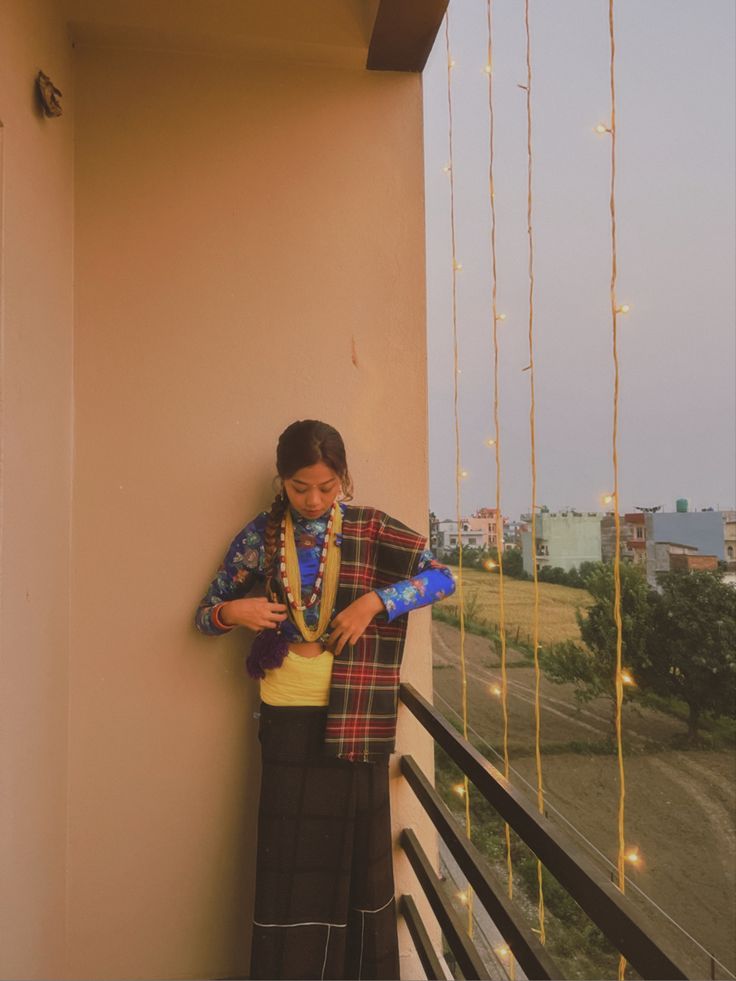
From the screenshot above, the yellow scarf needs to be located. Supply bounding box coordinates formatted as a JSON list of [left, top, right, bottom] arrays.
[[282, 502, 342, 643]]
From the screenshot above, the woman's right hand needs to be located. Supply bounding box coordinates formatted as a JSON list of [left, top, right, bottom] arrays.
[[219, 598, 288, 631]]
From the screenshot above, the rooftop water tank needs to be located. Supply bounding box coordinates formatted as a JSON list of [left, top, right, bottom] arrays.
[[676, 498, 688, 513]]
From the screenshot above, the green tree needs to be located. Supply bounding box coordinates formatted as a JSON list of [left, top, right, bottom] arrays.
[[538, 565, 569, 586], [501, 547, 528, 579], [540, 562, 654, 739], [643, 571, 736, 743], [437, 544, 459, 565], [577, 561, 604, 587]]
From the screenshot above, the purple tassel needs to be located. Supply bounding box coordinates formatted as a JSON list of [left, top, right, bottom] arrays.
[[246, 629, 289, 679]]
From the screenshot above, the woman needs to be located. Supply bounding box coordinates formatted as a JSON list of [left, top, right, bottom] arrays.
[[195, 420, 455, 981]]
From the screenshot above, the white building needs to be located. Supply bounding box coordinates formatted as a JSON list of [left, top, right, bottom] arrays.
[[521, 511, 603, 574], [436, 519, 486, 550], [724, 510, 736, 568]]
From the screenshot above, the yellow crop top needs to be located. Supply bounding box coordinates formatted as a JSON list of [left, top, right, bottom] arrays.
[[259, 649, 334, 707]]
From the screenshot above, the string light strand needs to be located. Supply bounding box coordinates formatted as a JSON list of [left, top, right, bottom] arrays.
[[484, 6, 517, 970], [523, 0, 547, 946], [444, 12, 474, 938], [605, 2, 627, 978], [484, 4, 516, 961]]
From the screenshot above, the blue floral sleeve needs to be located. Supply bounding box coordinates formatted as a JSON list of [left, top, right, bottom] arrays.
[[195, 512, 268, 635], [374, 549, 456, 623]]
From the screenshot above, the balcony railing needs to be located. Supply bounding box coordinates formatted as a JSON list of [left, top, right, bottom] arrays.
[[397, 682, 690, 981]]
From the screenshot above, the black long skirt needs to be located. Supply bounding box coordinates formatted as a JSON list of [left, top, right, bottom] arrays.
[[249, 702, 400, 981]]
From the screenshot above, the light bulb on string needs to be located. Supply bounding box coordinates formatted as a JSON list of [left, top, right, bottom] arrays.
[[453, 259, 463, 271], [457, 890, 468, 905], [625, 847, 641, 865], [483, 63, 493, 75], [490, 684, 501, 696], [459, 469, 469, 479], [600, 493, 614, 507], [621, 670, 636, 687], [495, 312, 507, 322], [615, 303, 631, 315], [448, 58, 456, 69], [442, 163, 452, 175], [486, 438, 497, 447], [594, 122, 612, 135], [495, 946, 510, 959], [453, 783, 466, 797]]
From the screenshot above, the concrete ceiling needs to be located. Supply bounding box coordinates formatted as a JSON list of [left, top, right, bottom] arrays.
[[62, 0, 382, 69]]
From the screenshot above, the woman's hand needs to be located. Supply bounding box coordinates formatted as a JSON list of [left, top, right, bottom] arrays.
[[219, 597, 288, 632], [326, 592, 385, 657]]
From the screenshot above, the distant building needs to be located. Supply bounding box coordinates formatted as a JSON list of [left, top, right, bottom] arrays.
[[435, 508, 506, 551], [436, 519, 485, 550], [600, 514, 616, 564], [504, 519, 528, 549], [723, 510, 736, 570], [521, 511, 603, 574], [669, 552, 719, 573], [601, 512, 647, 566], [645, 509, 725, 562], [466, 508, 501, 549], [648, 541, 697, 579], [642, 508, 724, 585], [646, 541, 719, 582], [429, 512, 440, 552], [621, 513, 648, 565]]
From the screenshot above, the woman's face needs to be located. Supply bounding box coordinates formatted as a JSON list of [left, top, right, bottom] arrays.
[[283, 461, 341, 520]]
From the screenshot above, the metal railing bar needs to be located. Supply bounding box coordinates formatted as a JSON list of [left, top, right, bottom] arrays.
[[401, 827, 488, 980], [401, 754, 560, 980], [434, 688, 736, 980], [400, 682, 689, 981], [399, 894, 449, 981]]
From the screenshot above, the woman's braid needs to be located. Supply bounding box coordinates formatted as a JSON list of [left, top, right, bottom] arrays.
[[263, 490, 287, 581]]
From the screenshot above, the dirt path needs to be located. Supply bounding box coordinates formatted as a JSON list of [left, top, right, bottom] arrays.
[[432, 621, 688, 747], [431, 620, 736, 979]]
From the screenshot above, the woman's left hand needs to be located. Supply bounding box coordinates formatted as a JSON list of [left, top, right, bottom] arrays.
[[326, 592, 385, 657]]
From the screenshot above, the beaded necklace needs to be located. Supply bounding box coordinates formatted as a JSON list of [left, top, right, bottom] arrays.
[[279, 501, 342, 643]]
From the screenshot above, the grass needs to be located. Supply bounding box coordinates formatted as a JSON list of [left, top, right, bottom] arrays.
[[636, 690, 736, 748], [435, 564, 593, 648], [434, 746, 626, 980], [431, 601, 736, 977], [434, 569, 736, 750]]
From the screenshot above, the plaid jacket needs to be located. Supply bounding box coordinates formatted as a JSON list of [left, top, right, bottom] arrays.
[[326, 505, 427, 762]]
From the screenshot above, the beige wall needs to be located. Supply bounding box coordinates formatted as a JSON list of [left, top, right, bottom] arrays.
[[0, 1, 75, 976], [0, 6, 439, 976], [67, 41, 435, 980]]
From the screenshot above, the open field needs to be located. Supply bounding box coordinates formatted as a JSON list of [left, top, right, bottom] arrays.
[[438, 565, 593, 647], [431, 619, 736, 980]]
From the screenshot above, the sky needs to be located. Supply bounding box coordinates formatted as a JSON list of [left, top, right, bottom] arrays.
[[423, 0, 735, 521]]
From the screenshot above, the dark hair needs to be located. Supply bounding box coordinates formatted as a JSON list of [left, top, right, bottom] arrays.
[[276, 420, 353, 490], [263, 421, 353, 578]]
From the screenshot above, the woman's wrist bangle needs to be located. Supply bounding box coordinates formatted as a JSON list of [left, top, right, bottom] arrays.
[[212, 603, 234, 632]]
